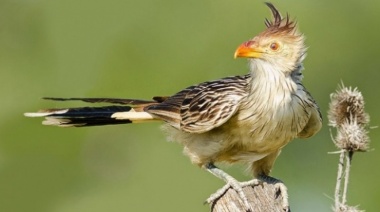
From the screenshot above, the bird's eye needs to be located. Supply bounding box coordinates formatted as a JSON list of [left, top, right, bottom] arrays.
[[269, 42, 280, 51]]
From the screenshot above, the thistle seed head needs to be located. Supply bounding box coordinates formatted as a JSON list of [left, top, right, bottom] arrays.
[[328, 85, 369, 128], [328, 84, 370, 151], [335, 120, 370, 152]]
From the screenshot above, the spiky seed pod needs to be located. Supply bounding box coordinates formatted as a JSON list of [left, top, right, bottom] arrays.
[[328, 85, 369, 128], [328, 84, 370, 151], [335, 120, 370, 152]]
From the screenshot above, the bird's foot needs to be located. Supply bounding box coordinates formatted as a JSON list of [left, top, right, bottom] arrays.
[[204, 163, 290, 211], [205, 178, 260, 212], [204, 163, 261, 211], [258, 174, 290, 212]]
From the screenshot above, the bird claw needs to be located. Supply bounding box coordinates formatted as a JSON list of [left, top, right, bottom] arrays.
[[204, 183, 230, 205], [206, 177, 290, 212], [206, 179, 261, 212], [204, 164, 290, 211]]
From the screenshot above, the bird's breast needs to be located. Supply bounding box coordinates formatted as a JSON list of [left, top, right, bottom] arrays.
[[230, 87, 310, 153]]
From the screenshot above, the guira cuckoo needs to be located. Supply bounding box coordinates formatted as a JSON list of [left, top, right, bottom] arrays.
[[25, 3, 322, 211]]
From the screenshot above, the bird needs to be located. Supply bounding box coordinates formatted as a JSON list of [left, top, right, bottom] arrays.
[[25, 3, 322, 211]]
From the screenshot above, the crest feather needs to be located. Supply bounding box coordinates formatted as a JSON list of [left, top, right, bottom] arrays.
[[264, 2, 298, 35]]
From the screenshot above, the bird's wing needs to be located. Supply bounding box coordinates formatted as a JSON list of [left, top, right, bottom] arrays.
[[146, 75, 250, 133], [297, 89, 323, 138]]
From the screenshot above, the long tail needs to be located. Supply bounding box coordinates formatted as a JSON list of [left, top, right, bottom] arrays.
[[24, 97, 160, 127]]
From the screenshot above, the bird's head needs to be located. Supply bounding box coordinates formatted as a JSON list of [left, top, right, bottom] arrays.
[[235, 3, 306, 74]]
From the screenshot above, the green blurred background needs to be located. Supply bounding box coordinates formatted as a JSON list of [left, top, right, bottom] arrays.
[[1, 0, 379, 211]]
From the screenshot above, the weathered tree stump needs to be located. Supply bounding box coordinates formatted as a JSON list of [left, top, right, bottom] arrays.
[[210, 182, 289, 212]]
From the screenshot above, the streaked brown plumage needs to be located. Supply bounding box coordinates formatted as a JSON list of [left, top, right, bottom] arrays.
[[25, 3, 322, 211]]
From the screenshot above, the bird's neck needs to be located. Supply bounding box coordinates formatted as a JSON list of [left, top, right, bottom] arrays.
[[247, 59, 302, 103]]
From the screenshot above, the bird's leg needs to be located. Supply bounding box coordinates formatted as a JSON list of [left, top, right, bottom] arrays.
[[204, 163, 260, 211], [257, 174, 290, 212]]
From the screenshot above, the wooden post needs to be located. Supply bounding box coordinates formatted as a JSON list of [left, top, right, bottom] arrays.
[[210, 182, 289, 212]]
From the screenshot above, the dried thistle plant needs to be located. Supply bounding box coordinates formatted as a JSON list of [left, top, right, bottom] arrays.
[[328, 86, 369, 128], [328, 83, 370, 212]]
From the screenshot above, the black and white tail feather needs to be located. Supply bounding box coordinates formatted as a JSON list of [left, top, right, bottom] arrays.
[[24, 97, 158, 127]]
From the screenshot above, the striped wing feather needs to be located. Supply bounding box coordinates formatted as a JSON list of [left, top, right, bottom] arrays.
[[145, 85, 197, 128], [146, 75, 250, 133]]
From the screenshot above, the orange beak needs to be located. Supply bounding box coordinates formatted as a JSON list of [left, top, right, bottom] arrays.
[[234, 41, 263, 59]]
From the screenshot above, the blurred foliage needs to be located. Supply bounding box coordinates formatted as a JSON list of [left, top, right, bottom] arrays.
[[1, 0, 379, 211]]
